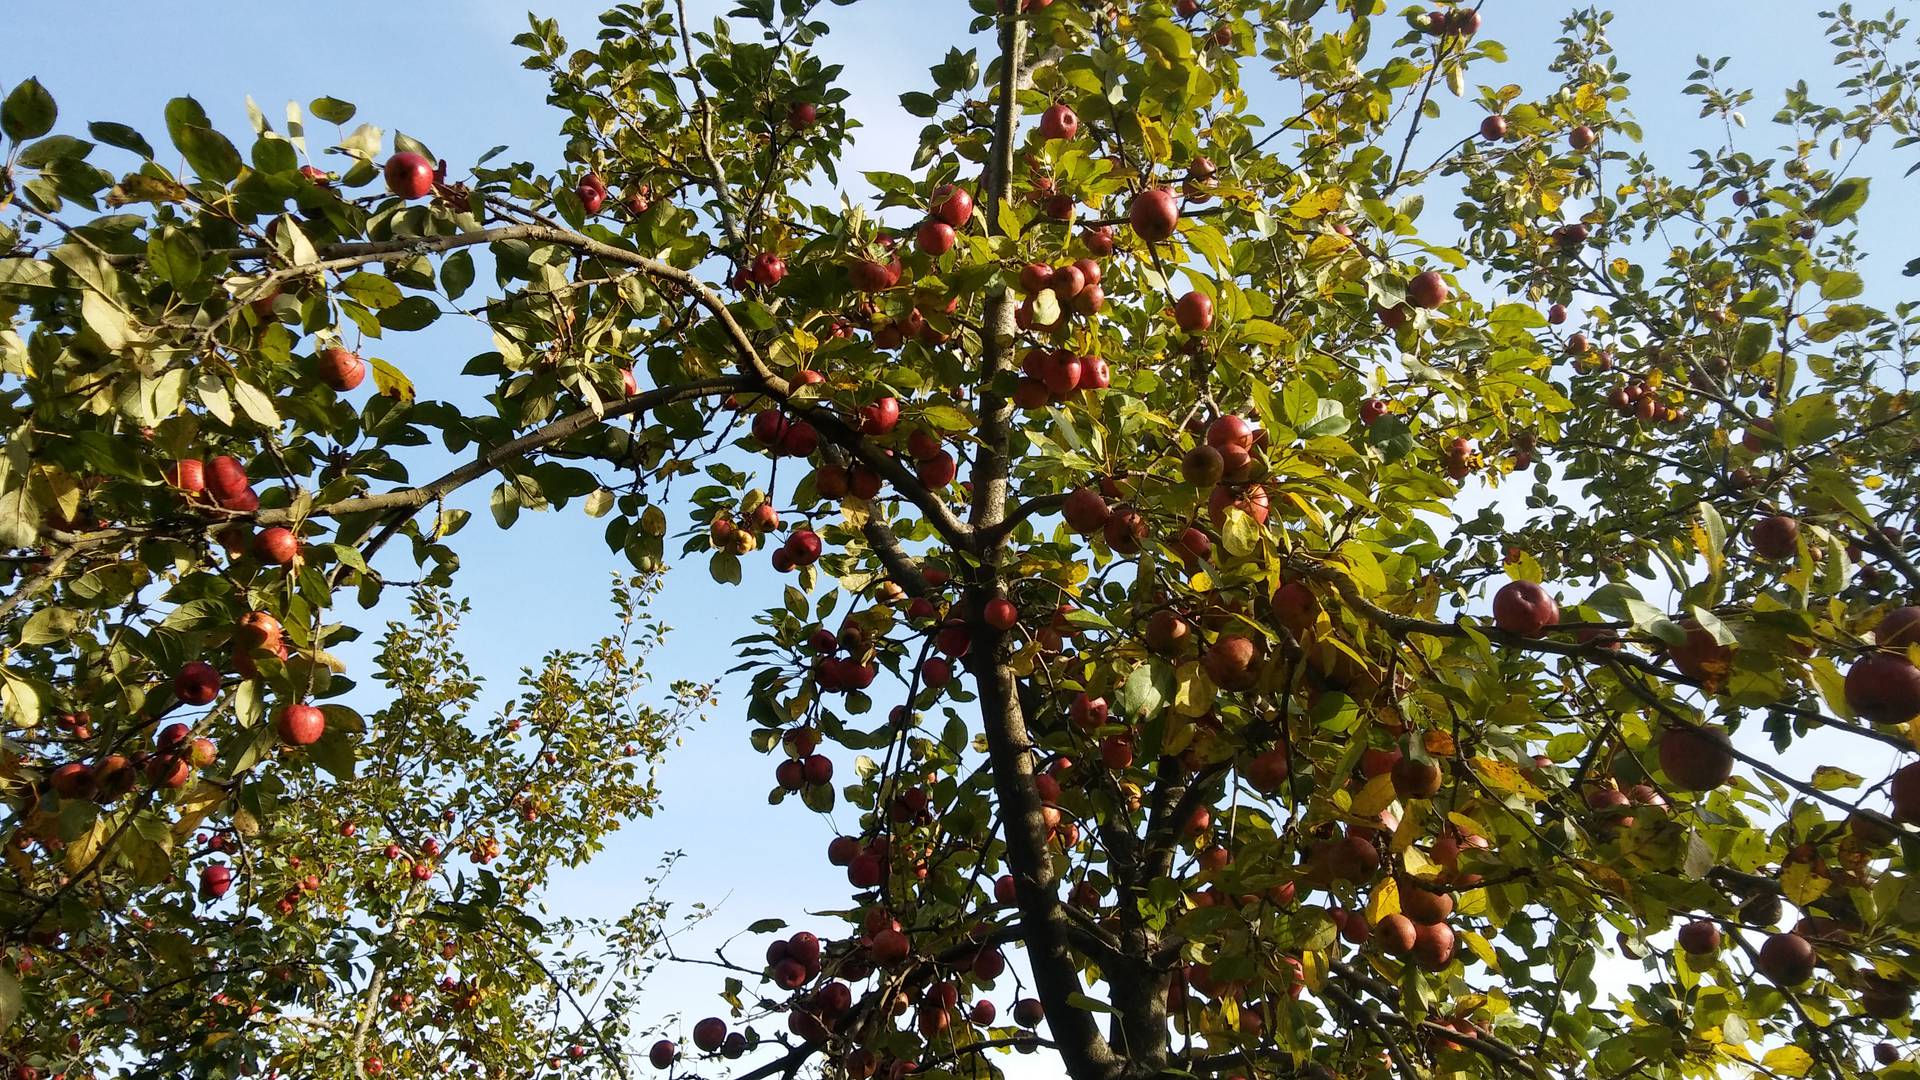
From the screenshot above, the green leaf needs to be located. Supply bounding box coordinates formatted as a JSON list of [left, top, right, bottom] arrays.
[[379, 295, 441, 331], [88, 121, 153, 159], [1808, 176, 1867, 225], [309, 97, 357, 125], [0, 966, 19, 1031], [491, 481, 522, 528], [440, 250, 475, 300], [2, 668, 43, 729], [232, 381, 280, 429], [163, 98, 241, 184], [340, 271, 402, 309], [2, 78, 56, 141], [1118, 660, 1173, 720]]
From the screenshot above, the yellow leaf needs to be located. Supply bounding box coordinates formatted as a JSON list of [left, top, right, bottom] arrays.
[[1470, 757, 1546, 801], [1782, 862, 1830, 907], [1460, 929, 1500, 972], [1189, 570, 1213, 593], [1138, 115, 1171, 164], [1367, 876, 1401, 922], [1289, 187, 1345, 219], [1761, 1046, 1814, 1077], [66, 816, 111, 875], [171, 781, 228, 841], [1573, 84, 1606, 112], [1352, 773, 1398, 818], [1173, 662, 1217, 717]]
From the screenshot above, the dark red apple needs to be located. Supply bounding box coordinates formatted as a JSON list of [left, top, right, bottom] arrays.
[[1657, 725, 1734, 792], [1845, 651, 1920, 725], [254, 526, 300, 566], [1407, 270, 1449, 309], [1491, 580, 1559, 636], [1754, 932, 1815, 985], [174, 660, 221, 706]]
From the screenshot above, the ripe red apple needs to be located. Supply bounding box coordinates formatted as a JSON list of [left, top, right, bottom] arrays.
[[1411, 921, 1455, 971], [205, 455, 251, 506], [1548, 303, 1568, 324], [1069, 693, 1109, 732], [1104, 506, 1146, 553], [576, 174, 607, 215], [1846, 651, 1920, 725], [1145, 610, 1191, 657], [174, 660, 221, 706], [1398, 876, 1454, 923], [1174, 291, 1214, 332], [1082, 225, 1115, 255], [1889, 762, 1920, 823], [788, 102, 817, 128], [1203, 635, 1261, 691], [274, 703, 325, 747], [857, 397, 900, 436], [1039, 103, 1078, 141], [983, 597, 1019, 631], [1754, 932, 1815, 985], [1181, 445, 1225, 487], [315, 346, 366, 391], [915, 219, 956, 256], [384, 152, 435, 199], [1657, 725, 1735, 792], [917, 451, 958, 489], [1075, 354, 1110, 387], [199, 863, 233, 900], [649, 1040, 678, 1069], [870, 927, 912, 966], [1749, 514, 1800, 560], [1207, 483, 1268, 526], [784, 530, 823, 567], [1876, 605, 1920, 647], [1062, 487, 1111, 534], [1041, 352, 1083, 397], [254, 526, 300, 566], [1011, 998, 1044, 1027], [1568, 125, 1597, 151], [749, 252, 787, 285], [1479, 114, 1508, 141], [1358, 398, 1388, 425], [930, 184, 973, 228], [1676, 919, 1721, 955], [1129, 188, 1180, 243], [1491, 580, 1559, 636], [48, 762, 96, 800], [1407, 270, 1449, 309], [1246, 749, 1289, 793], [1375, 913, 1417, 956], [165, 458, 206, 497]]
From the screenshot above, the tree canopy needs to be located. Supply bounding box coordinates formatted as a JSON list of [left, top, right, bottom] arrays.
[[3, 1, 1920, 1079]]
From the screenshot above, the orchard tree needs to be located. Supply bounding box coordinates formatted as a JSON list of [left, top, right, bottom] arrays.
[[2, 1, 1920, 1079]]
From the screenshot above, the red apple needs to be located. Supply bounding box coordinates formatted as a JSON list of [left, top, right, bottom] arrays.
[[1039, 103, 1079, 141], [1491, 580, 1559, 636], [1174, 291, 1214, 332], [275, 703, 325, 747], [384, 152, 435, 199], [1129, 188, 1180, 243], [1407, 270, 1449, 309]]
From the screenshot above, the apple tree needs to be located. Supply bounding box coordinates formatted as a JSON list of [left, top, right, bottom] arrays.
[[3, 1, 1920, 1078]]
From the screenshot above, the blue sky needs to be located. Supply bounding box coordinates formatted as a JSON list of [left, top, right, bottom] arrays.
[[11, 0, 1916, 1064]]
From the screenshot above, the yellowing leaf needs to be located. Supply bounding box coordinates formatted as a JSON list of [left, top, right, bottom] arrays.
[[1289, 187, 1344, 219], [1782, 861, 1830, 907], [1352, 772, 1398, 818], [1172, 662, 1216, 717], [371, 358, 414, 403], [1471, 757, 1546, 801], [1761, 1047, 1814, 1077]]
